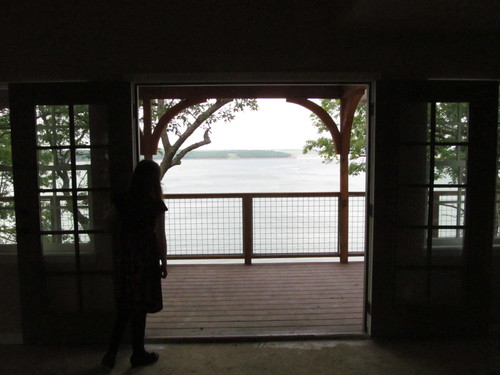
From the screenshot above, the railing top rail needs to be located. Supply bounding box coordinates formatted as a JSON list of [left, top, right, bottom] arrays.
[[163, 192, 366, 199]]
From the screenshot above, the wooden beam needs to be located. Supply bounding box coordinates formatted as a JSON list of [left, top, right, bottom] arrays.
[[139, 85, 346, 100]]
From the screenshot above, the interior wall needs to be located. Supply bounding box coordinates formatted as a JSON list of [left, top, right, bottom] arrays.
[[0, 1, 498, 82], [0, 2, 498, 342], [0, 256, 22, 344], [491, 248, 500, 333]]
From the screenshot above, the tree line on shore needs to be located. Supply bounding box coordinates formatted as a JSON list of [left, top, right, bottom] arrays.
[[180, 149, 292, 159]]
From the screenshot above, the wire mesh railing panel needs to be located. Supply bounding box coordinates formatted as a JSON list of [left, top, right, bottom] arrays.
[[164, 197, 243, 257], [252, 196, 339, 255], [434, 191, 465, 239], [348, 196, 366, 253]]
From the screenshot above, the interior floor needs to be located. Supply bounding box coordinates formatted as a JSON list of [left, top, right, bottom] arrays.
[[1, 337, 498, 374]]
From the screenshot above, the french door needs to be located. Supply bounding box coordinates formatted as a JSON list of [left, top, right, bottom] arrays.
[[368, 81, 498, 335], [10, 80, 497, 341], [10, 82, 134, 343]]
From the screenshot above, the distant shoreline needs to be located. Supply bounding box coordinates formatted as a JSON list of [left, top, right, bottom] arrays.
[[181, 155, 299, 160], [178, 150, 295, 160]]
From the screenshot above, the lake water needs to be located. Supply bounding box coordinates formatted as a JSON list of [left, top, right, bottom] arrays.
[[157, 152, 367, 260], [160, 153, 366, 193]]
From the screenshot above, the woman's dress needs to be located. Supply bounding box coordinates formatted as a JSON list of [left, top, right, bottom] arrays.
[[113, 192, 168, 313]]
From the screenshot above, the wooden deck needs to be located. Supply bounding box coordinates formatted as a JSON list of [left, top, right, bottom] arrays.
[[146, 261, 365, 340]]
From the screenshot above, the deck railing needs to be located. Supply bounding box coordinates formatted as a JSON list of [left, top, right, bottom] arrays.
[[163, 192, 366, 264], [4, 190, 495, 256]]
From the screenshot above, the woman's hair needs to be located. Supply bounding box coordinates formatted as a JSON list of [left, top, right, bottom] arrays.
[[130, 159, 163, 200]]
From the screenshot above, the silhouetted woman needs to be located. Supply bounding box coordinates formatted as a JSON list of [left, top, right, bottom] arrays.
[[102, 160, 168, 368]]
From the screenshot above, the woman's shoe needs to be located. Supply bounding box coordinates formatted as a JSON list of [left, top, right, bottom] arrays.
[[130, 351, 159, 367]]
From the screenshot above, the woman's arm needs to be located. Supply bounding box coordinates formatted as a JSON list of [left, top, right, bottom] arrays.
[[155, 213, 168, 278]]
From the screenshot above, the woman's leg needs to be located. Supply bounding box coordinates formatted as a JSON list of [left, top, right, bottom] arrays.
[[102, 309, 131, 367], [131, 311, 147, 354], [130, 312, 159, 366]]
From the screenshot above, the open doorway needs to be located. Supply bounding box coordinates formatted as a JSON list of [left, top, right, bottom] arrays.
[[136, 84, 369, 339]]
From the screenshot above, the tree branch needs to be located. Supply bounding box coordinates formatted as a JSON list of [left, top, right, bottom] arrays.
[[160, 129, 172, 151], [159, 99, 232, 177], [159, 131, 175, 176], [172, 128, 212, 166], [172, 99, 231, 150]]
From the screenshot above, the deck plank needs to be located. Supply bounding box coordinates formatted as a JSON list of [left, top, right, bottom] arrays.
[[146, 262, 365, 339]]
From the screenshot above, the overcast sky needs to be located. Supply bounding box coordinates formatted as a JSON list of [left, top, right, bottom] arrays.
[[198, 99, 321, 150]]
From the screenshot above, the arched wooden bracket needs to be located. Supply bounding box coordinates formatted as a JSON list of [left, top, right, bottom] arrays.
[[339, 87, 366, 155], [287, 87, 366, 263], [141, 98, 207, 158], [286, 98, 342, 154]]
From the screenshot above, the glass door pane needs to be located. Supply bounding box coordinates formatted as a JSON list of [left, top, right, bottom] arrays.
[[35, 104, 112, 303], [429, 102, 468, 264], [372, 81, 498, 337]]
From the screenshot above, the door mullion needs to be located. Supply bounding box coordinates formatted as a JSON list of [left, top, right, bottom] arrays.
[[425, 102, 437, 305], [69, 105, 84, 311]]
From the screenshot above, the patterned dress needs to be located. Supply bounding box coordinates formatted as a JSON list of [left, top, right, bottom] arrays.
[[113, 192, 168, 313]]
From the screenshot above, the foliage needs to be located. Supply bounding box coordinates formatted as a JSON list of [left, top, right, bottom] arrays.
[[147, 99, 259, 177], [302, 101, 476, 183], [35, 105, 91, 239], [0, 105, 92, 244], [303, 99, 367, 176], [432, 102, 469, 184], [156, 99, 259, 135], [0, 98, 258, 244], [0, 108, 15, 243]]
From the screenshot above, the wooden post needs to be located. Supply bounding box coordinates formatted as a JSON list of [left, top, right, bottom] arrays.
[[242, 195, 253, 265], [142, 98, 153, 159], [339, 94, 350, 263], [338, 87, 366, 263], [339, 147, 349, 263]]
